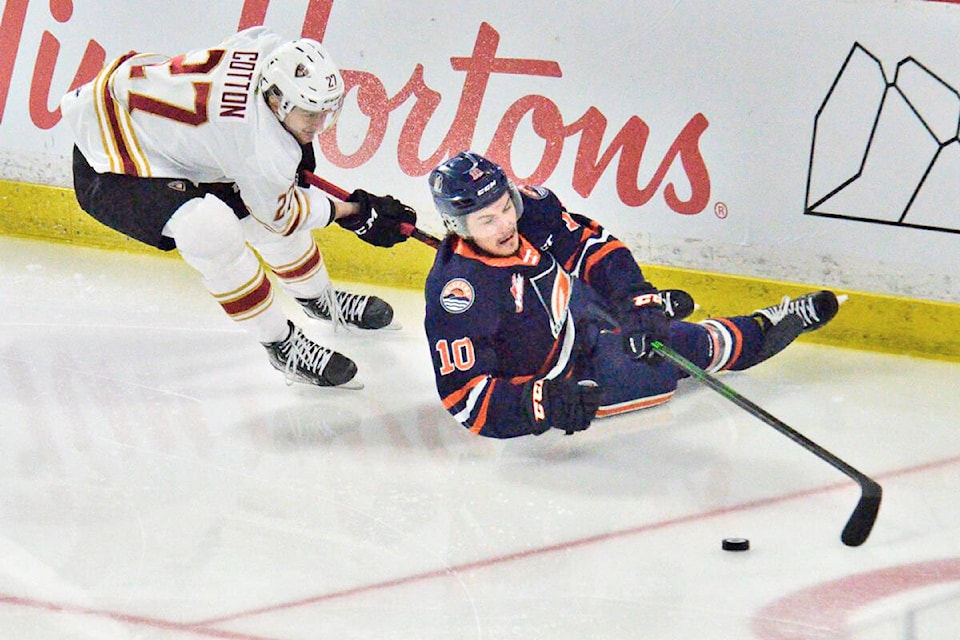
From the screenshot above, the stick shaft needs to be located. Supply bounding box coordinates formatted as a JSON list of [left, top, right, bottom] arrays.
[[301, 171, 442, 248], [652, 341, 881, 546]]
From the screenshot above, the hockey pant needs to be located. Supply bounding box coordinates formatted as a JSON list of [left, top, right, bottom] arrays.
[[163, 196, 333, 343], [581, 315, 765, 418]]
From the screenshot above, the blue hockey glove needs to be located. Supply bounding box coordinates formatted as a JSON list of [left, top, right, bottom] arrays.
[[622, 292, 671, 361], [521, 378, 602, 436]]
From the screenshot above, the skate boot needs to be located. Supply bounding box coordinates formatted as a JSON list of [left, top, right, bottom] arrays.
[[754, 290, 839, 334], [661, 289, 695, 321], [734, 291, 839, 369], [263, 320, 357, 387], [297, 289, 394, 330]]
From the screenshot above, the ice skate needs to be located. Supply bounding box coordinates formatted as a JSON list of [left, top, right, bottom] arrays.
[[263, 320, 360, 388], [754, 290, 840, 334], [297, 289, 398, 330], [661, 289, 695, 321], [735, 291, 840, 369]]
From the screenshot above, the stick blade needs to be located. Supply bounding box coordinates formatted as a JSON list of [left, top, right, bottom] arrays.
[[841, 480, 882, 547]]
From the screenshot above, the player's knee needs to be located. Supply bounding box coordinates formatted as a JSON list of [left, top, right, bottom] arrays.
[[165, 195, 246, 266]]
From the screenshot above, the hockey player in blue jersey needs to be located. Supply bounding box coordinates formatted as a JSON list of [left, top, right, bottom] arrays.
[[424, 151, 840, 438]]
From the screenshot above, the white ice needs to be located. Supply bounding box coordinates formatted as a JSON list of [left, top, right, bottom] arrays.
[[1, 235, 959, 640]]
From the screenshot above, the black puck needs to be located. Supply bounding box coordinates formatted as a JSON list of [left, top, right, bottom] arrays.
[[722, 537, 750, 551]]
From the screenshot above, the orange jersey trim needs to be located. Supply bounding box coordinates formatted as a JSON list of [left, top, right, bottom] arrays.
[[468, 379, 497, 434], [577, 239, 629, 282], [595, 390, 675, 418], [453, 236, 541, 267], [441, 374, 488, 411]]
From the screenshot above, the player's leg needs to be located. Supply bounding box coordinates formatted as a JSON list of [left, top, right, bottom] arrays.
[[581, 290, 839, 416], [670, 290, 840, 372], [244, 222, 394, 330], [163, 196, 356, 386]]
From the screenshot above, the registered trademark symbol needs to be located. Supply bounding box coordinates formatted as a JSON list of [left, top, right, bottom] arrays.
[[714, 202, 729, 219]]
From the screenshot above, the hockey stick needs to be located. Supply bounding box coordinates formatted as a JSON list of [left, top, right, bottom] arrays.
[[303, 170, 882, 544], [651, 341, 882, 547], [302, 171, 441, 248]]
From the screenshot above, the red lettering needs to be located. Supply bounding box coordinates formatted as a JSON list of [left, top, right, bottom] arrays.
[[563, 109, 711, 213], [320, 20, 711, 215], [488, 95, 565, 184], [659, 113, 711, 214], [0, 0, 30, 124], [3, 0, 709, 215], [302, 0, 335, 40], [236, 0, 270, 30], [29, 29, 105, 130], [238, 0, 334, 40], [318, 68, 395, 168]]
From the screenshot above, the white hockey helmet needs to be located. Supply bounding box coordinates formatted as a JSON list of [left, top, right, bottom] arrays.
[[259, 38, 344, 130]]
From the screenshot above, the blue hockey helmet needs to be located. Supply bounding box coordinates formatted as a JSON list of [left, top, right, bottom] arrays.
[[428, 151, 523, 237]]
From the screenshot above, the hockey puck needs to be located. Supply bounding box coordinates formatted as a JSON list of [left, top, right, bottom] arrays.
[[722, 537, 750, 552]]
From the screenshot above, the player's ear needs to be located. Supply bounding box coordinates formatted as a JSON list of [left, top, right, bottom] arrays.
[[264, 89, 281, 114]]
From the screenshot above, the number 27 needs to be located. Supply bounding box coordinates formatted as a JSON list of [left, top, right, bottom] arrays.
[[127, 50, 226, 125]]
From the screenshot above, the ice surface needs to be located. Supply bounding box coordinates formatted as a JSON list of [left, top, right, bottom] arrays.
[[1, 236, 959, 639]]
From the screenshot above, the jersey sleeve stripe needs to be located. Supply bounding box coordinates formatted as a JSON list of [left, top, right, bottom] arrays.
[[467, 378, 497, 434], [442, 374, 488, 410], [596, 390, 675, 417], [578, 239, 629, 282], [91, 55, 133, 174], [97, 53, 151, 176]]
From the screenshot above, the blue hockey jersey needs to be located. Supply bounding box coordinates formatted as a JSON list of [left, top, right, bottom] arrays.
[[423, 186, 662, 438]]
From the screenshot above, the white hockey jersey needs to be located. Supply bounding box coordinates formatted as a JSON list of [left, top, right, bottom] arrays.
[[60, 27, 318, 236]]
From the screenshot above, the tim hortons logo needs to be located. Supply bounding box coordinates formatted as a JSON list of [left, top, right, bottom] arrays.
[[4, 1, 711, 215], [317, 21, 713, 215]]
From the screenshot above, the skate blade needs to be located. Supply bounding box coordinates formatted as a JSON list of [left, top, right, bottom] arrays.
[[283, 373, 364, 390], [320, 318, 403, 332]]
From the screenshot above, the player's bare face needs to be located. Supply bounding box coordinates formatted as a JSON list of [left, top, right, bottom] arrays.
[[465, 192, 519, 257], [282, 106, 334, 144]]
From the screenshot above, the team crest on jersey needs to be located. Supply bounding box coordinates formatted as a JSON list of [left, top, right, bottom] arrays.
[[440, 278, 475, 314], [529, 259, 571, 338], [510, 273, 524, 313], [518, 184, 548, 199]]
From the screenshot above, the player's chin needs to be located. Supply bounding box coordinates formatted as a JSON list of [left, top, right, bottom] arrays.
[[498, 231, 519, 251]]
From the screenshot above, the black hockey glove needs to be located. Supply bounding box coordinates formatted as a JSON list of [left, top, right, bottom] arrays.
[[520, 378, 603, 436], [621, 292, 671, 362], [337, 189, 416, 248]]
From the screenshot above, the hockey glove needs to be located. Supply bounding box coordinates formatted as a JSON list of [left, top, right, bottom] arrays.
[[622, 292, 671, 361], [337, 189, 416, 247], [521, 378, 603, 436]]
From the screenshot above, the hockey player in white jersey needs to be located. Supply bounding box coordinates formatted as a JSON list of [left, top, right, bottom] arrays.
[[60, 27, 417, 387]]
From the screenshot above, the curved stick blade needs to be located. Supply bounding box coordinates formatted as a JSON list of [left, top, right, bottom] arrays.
[[841, 480, 882, 547]]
